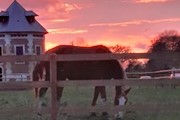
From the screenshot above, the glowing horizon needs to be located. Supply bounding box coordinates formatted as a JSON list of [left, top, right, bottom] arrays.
[[1, 0, 180, 53]]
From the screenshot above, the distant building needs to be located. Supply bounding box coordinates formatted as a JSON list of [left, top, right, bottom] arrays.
[[0, 0, 47, 81]]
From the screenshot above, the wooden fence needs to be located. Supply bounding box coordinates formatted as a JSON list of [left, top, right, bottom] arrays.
[[0, 52, 180, 120]]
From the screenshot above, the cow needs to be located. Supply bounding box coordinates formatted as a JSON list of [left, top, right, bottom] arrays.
[[33, 45, 131, 118]]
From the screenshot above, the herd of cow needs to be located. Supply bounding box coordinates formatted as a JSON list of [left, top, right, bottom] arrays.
[[33, 45, 131, 119]]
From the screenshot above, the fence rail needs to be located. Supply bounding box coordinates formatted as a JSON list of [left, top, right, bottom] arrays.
[[0, 52, 180, 120], [1, 78, 180, 90], [0, 52, 180, 62]]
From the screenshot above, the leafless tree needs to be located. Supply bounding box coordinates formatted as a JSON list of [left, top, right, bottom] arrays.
[[70, 37, 89, 47], [110, 44, 144, 72]]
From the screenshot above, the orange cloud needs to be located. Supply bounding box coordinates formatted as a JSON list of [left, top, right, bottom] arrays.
[[63, 3, 82, 11], [34, 1, 82, 24], [89, 21, 141, 27], [48, 2, 81, 13], [48, 28, 88, 34], [50, 19, 70, 23], [135, 0, 172, 3], [89, 18, 180, 27]]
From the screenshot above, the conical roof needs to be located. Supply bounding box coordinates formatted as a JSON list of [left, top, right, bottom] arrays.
[[0, 0, 47, 33]]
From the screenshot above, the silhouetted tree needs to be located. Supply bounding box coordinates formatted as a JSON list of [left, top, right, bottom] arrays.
[[146, 30, 180, 71], [109, 44, 131, 65], [110, 44, 144, 72], [149, 30, 180, 52], [110, 44, 131, 54], [70, 37, 89, 46], [126, 60, 145, 72]]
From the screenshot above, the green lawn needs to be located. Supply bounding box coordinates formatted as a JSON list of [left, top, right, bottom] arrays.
[[0, 86, 180, 120]]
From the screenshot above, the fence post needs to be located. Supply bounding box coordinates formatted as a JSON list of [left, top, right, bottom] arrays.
[[50, 54, 58, 120]]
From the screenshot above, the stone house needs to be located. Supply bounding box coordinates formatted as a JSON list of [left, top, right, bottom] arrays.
[[0, 0, 47, 81]]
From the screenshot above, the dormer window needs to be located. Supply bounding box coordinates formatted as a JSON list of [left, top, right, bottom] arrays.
[[25, 11, 37, 24], [0, 16, 9, 23], [0, 11, 9, 23], [26, 16, 35, 23]]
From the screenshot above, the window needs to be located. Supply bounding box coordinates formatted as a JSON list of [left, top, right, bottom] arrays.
[[0, 34, 5, 37], [15, 45, 25, 64], [33, 34, 44, 37], [0, 16, 9, 23], [26, 16, 35, 23], [0, 46, 2, 56], [0, 67, 2, 82], [15, 46, 24, 55], [10, 33, 27, 37], [35, 46, 41, 55]]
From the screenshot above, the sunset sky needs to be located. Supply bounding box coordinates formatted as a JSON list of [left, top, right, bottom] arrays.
[[1, 0, 180, 52]]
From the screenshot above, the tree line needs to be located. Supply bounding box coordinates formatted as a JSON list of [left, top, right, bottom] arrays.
[[111, 30, 180, 72], [70, 30, 180, 72]]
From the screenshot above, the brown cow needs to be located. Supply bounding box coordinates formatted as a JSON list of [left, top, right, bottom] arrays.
[[33, 45, 130, 118]]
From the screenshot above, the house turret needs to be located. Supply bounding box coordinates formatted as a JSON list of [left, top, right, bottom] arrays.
[[0, 0, 47, 81]]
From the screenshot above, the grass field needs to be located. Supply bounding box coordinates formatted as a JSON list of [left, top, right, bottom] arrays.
[[0, 86, 180, 120]]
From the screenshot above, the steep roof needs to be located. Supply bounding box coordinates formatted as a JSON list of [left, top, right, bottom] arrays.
[[0, 0, 47, 33]]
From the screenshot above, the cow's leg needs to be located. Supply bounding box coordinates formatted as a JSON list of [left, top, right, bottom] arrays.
[[124, 87, 131, 104], [114, 86, 131, 119], [90, 86, 101, 116], [91, 86, 101, 106], [114, 86, 121, 105], [57, 87, 64, 107], [100, 86, 107, 105], [56, 87, 65, 117], [99, 86, 109, 117], [36, 87, 48, 118], [114, 86, 131, 105]]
